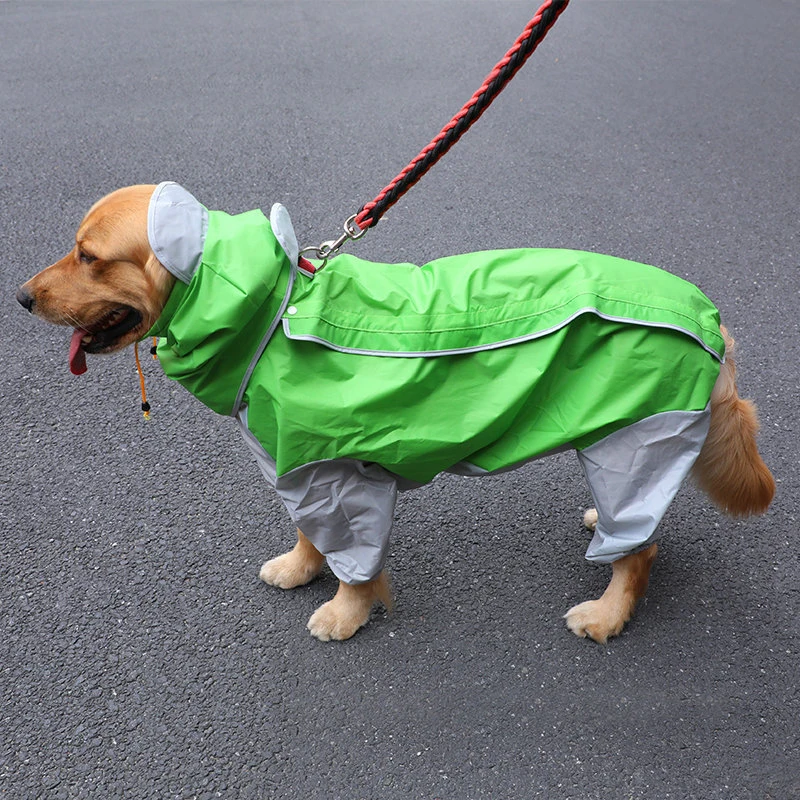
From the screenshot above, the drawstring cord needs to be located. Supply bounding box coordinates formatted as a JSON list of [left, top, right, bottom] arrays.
[[134, 338, 157, 420]]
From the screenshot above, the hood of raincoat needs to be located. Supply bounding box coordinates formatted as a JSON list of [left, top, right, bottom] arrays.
[[146, 182, 297, 417]]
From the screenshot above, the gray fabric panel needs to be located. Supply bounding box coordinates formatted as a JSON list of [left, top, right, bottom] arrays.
[[235, 408, 398, 585], [146, 182, 208, 284], [577, 407, 711, 564], [276, 460, 398, 585], [269, 203, 299, 267]]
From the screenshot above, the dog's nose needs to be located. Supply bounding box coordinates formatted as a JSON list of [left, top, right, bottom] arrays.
[[16, 286, 34, 312]]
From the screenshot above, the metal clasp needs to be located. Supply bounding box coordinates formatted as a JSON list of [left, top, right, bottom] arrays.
[[299, 213, 367, 270]]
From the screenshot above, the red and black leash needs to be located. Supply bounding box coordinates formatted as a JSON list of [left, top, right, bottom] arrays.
[[302, 0, 571, 266]]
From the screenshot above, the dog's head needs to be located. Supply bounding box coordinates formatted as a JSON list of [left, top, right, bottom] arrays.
[[17, 185, 175, 373]]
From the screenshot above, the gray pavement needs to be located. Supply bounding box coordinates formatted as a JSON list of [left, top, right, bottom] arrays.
[[2, 2, 798, 798]]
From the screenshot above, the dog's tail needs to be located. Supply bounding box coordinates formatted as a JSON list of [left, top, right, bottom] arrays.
[[692, 326, 775, 516]]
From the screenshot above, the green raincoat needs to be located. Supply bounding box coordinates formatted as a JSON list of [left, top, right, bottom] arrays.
[[146, 183, 723, 583]]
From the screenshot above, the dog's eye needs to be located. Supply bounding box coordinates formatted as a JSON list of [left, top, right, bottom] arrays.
[[78, 249, 96, 264]]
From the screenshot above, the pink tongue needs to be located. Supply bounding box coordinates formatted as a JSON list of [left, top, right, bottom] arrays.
[[69, 329, 88, 375]]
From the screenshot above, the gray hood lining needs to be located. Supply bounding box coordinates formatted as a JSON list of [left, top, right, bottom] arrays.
[[147, 182, 209, 284]]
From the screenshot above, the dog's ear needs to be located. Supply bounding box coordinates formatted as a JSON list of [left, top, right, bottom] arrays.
[[92, 186, 177, 324], [142, 248, 176, 321], [79, 184, 176, 319]]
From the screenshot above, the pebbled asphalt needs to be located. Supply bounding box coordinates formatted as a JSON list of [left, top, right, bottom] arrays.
[[1, 2, 798, 798]]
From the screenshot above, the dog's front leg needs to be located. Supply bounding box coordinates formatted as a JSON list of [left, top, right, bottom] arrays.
[[260, 529, 325, 589], [307, 571, 392, 642], [564, 542, 658, 644]]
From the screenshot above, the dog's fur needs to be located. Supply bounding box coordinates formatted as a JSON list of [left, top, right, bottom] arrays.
[[18, 185, 776, 643]]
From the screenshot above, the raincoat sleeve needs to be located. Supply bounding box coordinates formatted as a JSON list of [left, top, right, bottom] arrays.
[[236, 409, 398, 584]]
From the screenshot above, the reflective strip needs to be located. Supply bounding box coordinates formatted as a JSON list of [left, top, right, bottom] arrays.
[[230, 261, 296, 417], [282, 307, 724, 363], [229, 203, 300, 416]]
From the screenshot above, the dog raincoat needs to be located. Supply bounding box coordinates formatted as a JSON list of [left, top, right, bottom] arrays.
[[147, 183, 724, 583]]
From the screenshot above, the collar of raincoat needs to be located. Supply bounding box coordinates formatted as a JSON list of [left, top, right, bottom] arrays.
[[144, 181, 299, 337], [147, 181, 299, 281]]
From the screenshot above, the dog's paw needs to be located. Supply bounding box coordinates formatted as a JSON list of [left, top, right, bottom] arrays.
[[583, 508, 598, 532], [307, 599, 370, 642], [564, 599, 627, 644], [260, 551, 321, 590]]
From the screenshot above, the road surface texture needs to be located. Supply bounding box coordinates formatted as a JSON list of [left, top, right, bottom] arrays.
[[2, 2, 798, 798]]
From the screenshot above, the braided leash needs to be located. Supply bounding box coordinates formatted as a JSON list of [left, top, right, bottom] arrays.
[[302, 0, 571, 265]]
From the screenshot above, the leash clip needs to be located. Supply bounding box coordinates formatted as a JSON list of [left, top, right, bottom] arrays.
[[299, 213, 367, 270]]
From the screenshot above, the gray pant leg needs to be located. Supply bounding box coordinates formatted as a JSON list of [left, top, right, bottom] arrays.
[[576, 407, 711, 564], [236, 408, 398, 584]]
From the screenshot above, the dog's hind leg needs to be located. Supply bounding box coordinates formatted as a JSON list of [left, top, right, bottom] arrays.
[[260, 529, 325, 589], [564, 543, 658, 643], [568, 406, 713, 643], [307, 571, 393, 642]]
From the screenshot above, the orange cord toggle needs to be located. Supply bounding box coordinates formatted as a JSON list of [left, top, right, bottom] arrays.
[[134, 340, 152, 420]]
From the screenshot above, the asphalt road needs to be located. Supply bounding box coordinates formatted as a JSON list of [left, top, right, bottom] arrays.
[[2, 2, 798, 798]]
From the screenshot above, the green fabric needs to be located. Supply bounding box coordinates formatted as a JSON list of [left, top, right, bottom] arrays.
[[149, 208, 723, 484]]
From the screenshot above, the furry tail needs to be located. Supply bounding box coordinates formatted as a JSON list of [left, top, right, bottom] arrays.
[[692, 326, 775, 516]]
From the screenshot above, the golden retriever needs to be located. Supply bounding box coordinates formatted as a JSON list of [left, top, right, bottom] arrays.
[[17, 185, 775, 643]]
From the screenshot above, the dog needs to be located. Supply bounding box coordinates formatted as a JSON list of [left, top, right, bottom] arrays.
[[17, 182, 775, 643]]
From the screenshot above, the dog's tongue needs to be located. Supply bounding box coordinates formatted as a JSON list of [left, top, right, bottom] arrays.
[[69, 329, 88, 375]]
